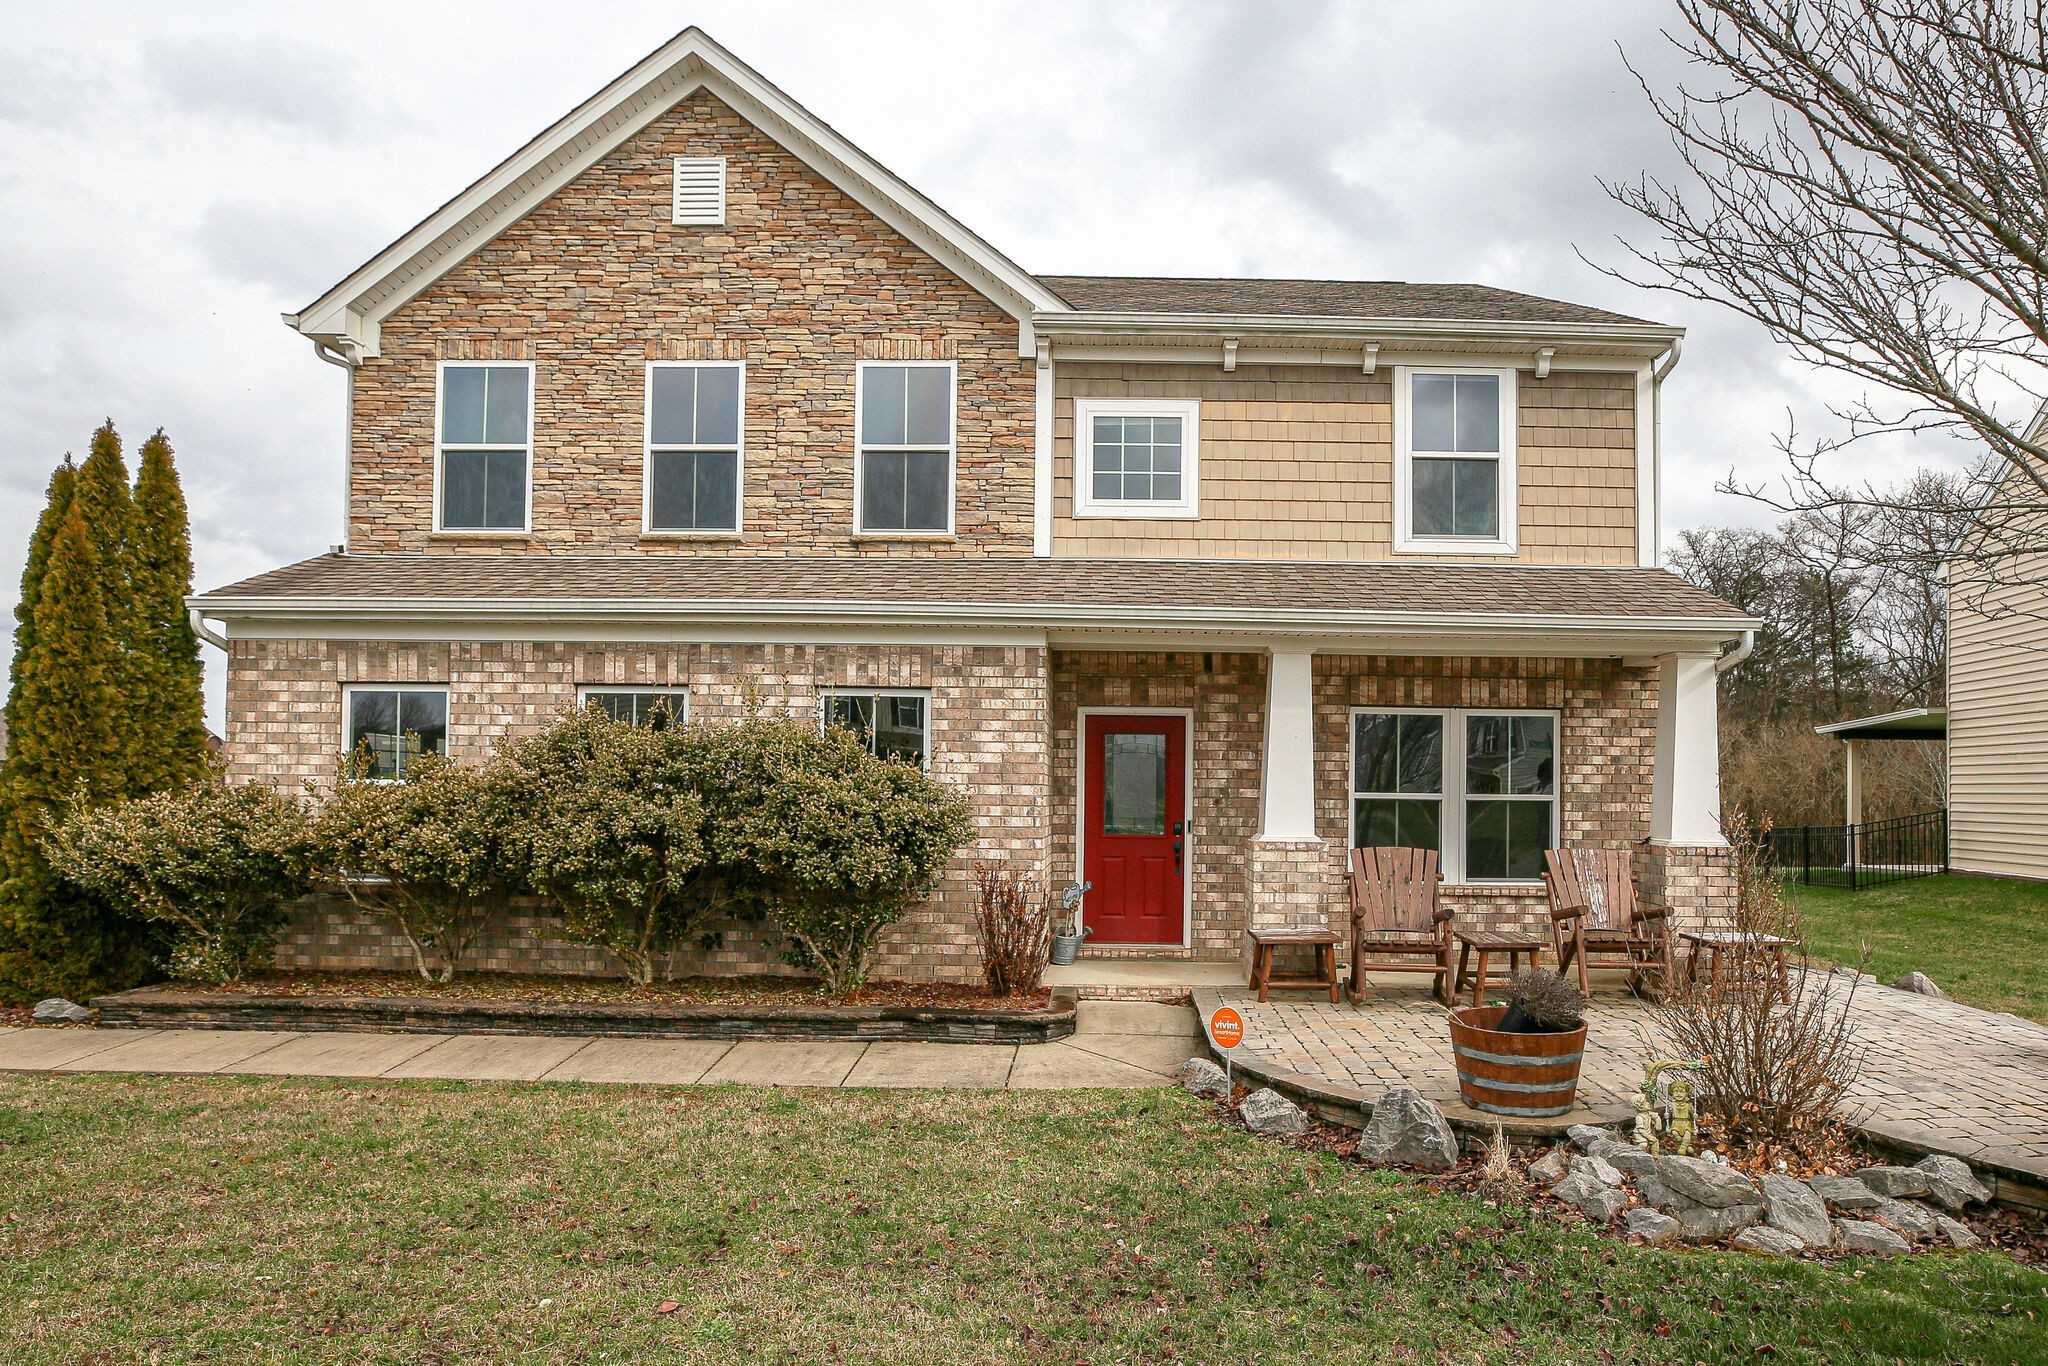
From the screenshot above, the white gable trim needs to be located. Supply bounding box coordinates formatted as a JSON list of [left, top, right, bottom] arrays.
[[284, 28, 1066, 360]]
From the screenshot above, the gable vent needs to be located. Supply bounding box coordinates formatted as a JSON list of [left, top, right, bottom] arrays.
[[672, 156, 726, 225]]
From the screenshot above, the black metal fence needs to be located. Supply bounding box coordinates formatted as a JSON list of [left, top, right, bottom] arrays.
[[1767, 809, 1948, 890]]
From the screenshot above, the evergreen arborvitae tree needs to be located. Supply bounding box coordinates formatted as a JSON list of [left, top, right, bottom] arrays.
[[0, 502, 140, 998], [70, 421, 141, 789], [129, 430, 210, 793], [2, 460, 77, 777]]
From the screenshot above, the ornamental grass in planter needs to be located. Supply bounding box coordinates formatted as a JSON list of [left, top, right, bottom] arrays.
[[1448, 968, 1590, 1118]]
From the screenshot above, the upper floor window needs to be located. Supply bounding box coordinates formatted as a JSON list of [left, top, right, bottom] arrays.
[[346, 685, 449, 780], [1350, 707, 1556, 882], [579, 686, 688, 730], [856, 362, 953, 535], [1072, 397, 1200, 519], [437, 363, 531, 533], [645, 363, 742, 534], [1393, 366, 1517, 555], [822, 688, 930, 767]]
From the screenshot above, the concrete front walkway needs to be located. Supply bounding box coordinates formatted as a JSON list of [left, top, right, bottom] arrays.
[[0, 1000, 1204, 1090]]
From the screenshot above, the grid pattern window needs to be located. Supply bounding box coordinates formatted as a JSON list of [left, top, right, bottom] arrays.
[[1351, 708, 1556, 882], [1073, 398, 1200, 518], [646, 364, 741, 533], [438, 364, 531, 532], [856, 362, 953, 534], [579, 688, 689, 730], [346, 687, 449, 780], [1395, 367, 1516, 554], [822, 690, 929, 767]]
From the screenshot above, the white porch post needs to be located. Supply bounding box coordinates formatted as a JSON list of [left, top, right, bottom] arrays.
[[1843, 737, 1864, 827], [1258, 647, 1318, 841], [1649, 653, 1727, 847]]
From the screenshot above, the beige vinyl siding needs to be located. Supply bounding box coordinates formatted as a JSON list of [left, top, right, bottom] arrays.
[[1947, 547, 2048, 879], [1048, 363, 1638, 563]]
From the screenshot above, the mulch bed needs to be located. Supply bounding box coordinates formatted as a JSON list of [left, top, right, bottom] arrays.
[[136, 970, 1053, 1012]]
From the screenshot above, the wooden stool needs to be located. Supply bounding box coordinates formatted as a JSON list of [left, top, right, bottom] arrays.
[[1248, 927, 1344, 1003], [1452, 929, 1547, 1007], [1680, 930, 1801, 1001]]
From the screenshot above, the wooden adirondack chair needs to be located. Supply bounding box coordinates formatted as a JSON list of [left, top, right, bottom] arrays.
[[1347, 847, 1456, 1004], [1542, 847, 1673, 997]]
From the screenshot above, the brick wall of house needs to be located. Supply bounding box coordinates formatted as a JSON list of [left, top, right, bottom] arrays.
[[231, 638, 1050, 982], [348, 89, 1036, 556]]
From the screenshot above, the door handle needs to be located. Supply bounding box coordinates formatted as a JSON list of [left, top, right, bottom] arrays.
[[1172, 839, 1183, 870]]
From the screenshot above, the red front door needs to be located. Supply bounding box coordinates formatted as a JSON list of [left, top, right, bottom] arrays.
[[1083, 714, 1187, 945]]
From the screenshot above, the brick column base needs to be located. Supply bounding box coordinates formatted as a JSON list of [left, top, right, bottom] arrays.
[[1245, 838, 1339, 967], [1637, 842, 1737, 936]]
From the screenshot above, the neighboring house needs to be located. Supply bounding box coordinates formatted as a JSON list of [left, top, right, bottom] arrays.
[[188, 28, 1754, 982]]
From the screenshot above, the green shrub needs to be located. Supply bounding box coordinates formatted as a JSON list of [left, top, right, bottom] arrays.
[[314, 753, 512, 983], [494, 706, 709, 985], [49, 775, 315, 985], [707, 718, 970, 995]]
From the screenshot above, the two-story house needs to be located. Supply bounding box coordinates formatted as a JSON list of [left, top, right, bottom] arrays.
[[189, 29, 1754, 985]]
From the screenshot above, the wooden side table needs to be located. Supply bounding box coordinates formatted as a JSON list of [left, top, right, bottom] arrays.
[[1248, 927, 1344, 1003], [1680, 930, 1801, 1001], [1452, 929, 1546, 1007]]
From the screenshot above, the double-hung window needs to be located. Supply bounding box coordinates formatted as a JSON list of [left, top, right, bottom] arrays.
[[1394, 366, 1516, 554], [579, 687, 688, 730], [1351, 707, 1557, 882], [856, 362, 953, 535], [1072, 397, 1200, 518], [345, 686, 450, 781], [437, 363, 531, 532], [821, 688, 930, 767], [645, 362, 742, 534]]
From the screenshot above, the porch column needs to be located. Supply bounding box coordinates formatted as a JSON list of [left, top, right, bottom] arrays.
[[1258, 647, 1318, 840], [1843, 737, 1864, 827], [1649, 653, 1726, 847]]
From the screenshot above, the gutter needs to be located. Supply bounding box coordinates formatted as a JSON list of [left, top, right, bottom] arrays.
[[1714, 628, 1755, 673], [1031, 310, 1684, 351], [188, 607, 229, 652]]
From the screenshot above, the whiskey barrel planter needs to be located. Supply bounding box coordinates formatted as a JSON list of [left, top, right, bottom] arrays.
[[1447, 1005, 1587, 1118]]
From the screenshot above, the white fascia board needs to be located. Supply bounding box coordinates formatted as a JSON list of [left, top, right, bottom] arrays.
[[1031, 311, 1683, 354], [292, 29, 1065, 354]]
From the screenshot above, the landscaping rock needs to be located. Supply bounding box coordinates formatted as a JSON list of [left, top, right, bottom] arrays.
[[32, 998, 91, 1024], [1360, 1088, 1458, 1172], [1855, 1165, 1932, 1200], [1912, 1155, 1992, 1211], [1934, 1215, 1981, 1249], [1529, 1146, 1571, 1186], [1872, 1198, 1939, 1239], [1834, 1218, 1912, 1256], [1670, 1201, 1765, 1243], [1551, 1172, 1628, 1221], [1732, 1226, 1807, 1256], [1566, 1124, 1612, 1152], [1598, 1144, 1659, 1179], [1624, 1208, 1682, 1245], [1570, 1154, 1625, 1188], [1651, 1154, 1763, 1209], [1238, 1088, 1306, 1137], [1634, 1171, 1678, 1209], [1759, 1174, 1836, 1250], [1178, 1057, 1231, 1100], [1891, 972, 1948, 999], [1808, 1174, 1886, 1214]]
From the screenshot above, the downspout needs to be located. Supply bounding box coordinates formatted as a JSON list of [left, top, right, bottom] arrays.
[[312, 339, 359, 552], [188, 607, 229, 653], [1714, 628, 1755, 674], [1648, 337, 1683, 566]]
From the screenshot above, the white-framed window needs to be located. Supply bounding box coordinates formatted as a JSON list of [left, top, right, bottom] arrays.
[[578, 687, 689, 730], [1072, 397, 1200, 519], [855, 361, 954, 536], [1393, 365, 1517, 555], [344, 685, 450, 781], [1349, 707, 1557, 883], [821, 688, 930, 767], [644, 362, 742, 535], [435, 361, 533, 533]]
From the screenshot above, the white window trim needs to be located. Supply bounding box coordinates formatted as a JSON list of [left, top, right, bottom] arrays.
[[642, 361, 745, 538], [1347, 705, 1559, 885], [852, 360, 956, 539], [820, 686, 933, 769], [433, 360, 535, 535], [1392, 364, 1518, 556], [342, 683, 452, 782], [1071, 396, 1201, 520], [576, 685, 690, 725]]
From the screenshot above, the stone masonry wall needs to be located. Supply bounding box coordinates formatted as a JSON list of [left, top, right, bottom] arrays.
[[350, 89, 1035, 556], [233, 638, 1050, 983]]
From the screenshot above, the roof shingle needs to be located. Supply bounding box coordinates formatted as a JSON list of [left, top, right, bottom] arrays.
[[1037, 275, 1657, 328]]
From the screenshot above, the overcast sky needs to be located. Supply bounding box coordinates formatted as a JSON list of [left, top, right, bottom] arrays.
[[0, 1, 1970, 729]]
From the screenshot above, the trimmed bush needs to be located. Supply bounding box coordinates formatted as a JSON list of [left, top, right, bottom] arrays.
[[49, 775, 315, 985], [315, 753, 512, 982]]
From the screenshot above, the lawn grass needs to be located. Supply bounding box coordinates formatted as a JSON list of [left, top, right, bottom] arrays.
[[2, 1076, 2044, 1364], [1787, 873, 2048, 1022]]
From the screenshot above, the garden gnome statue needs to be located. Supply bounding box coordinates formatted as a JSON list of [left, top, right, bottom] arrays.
[[1634, 1059, 1705, 1156]]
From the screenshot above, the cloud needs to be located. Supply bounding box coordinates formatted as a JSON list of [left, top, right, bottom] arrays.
[[139, 34, 373, 136], [193, 199, 395, 299]]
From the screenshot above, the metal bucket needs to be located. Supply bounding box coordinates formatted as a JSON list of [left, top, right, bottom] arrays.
[[1049, 929, 1089, 966], [1447, 1005, 1588, 1117]]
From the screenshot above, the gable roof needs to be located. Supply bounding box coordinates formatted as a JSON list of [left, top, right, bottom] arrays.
[[286, 27, 1068, 361], [1040, 276, 1654, 327]]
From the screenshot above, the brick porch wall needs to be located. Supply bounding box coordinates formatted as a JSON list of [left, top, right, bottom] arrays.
[[232, 638, 1050, 983]]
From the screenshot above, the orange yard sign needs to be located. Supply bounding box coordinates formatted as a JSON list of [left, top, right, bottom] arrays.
[[1210, 1006, 1244, 1049]]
